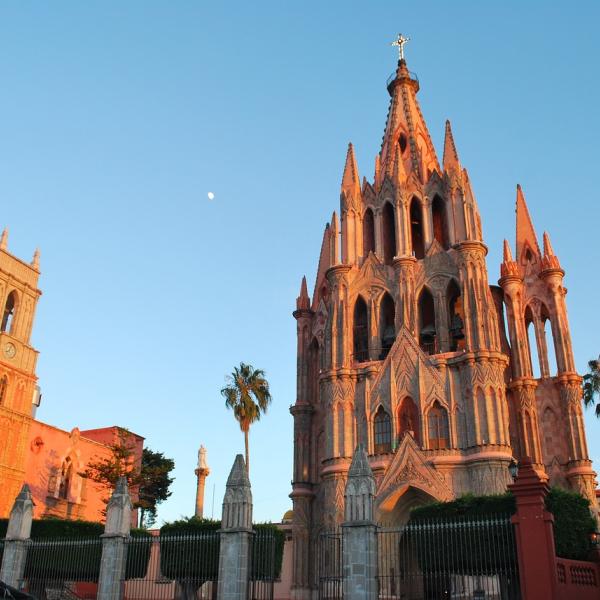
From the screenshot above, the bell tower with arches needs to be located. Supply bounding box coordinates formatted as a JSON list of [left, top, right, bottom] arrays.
[[0, 229, 42, 517], [289, 43, 598, 599]]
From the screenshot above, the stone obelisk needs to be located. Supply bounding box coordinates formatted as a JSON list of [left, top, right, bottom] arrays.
[[195, 445, 210, 518]]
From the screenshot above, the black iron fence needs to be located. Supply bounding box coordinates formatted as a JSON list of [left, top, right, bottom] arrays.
[[247, 529, 277, 600], [124, 532, 219, 600], [318, 515, 520, 600], [22, 537, 102, 600]]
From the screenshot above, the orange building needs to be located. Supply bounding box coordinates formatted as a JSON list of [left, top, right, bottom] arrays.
[[0, 230, 143, 522]]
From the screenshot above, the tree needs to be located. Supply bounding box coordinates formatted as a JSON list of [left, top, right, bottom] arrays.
[[81, 428, 141, 510], [221, 362, 272, 473], [137, 448, 175, 528], [583, 356, 600, 417], [81, 429, 175, 525]]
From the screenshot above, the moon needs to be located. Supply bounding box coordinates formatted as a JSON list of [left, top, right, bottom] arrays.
[[207, 192, 215, 200]]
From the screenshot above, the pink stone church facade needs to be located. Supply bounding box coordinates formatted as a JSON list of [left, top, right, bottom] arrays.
[[290, 56, 598, 596]]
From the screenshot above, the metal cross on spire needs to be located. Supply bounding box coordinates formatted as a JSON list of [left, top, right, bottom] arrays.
[[391, 33, 410, 61]]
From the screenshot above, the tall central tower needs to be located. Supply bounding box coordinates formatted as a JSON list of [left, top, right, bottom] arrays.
[[290, 53, 597, 598], [0, 231, 42, 517]]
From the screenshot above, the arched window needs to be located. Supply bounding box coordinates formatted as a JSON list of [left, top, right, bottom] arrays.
[[363, 208, 375, 256], [428, 402, 450, 449], [373, 407, 392, 454], [58, 457, 73, 500], [410, 198, 425, 259], [418, 287, 436, 354], [540, 304, 558, 376], [398, 133, 408, 154], [382, 202, 397, 265], [1, 291, 17, 333], [0, 376, 7, 405], [353, 296, 369, 363], [379, 293, 395, 359], [525, 306, 541, 378], [432, 195, 449, 249], [447, 280, 465, 351], [398, 397, 420, 444]]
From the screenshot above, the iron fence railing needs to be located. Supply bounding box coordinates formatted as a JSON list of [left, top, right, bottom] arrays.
[[22, 537, 102, 600], [318, 515, 520, 600], [248, 530, 277, 600], [124, 532, 219, 600]]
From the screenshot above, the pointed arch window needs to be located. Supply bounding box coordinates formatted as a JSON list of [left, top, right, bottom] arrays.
[[524, 306, 541, 378], [1, 291, 17, 333], [398, 397, 420, 445], [410, 198, 425, 259], [418, 287, 436, 354], [0, 375, 7, 405], [363, 208, 375, 256], [428, 402, 450, 449], [373, 407, 392, 454], [432, 195, 449, 249], [447, 280, 465, 351], [540, 304, 558, 376], [353, 296, 369, 363], [379, 293, 396, 359], [382, 202, 397, 265]]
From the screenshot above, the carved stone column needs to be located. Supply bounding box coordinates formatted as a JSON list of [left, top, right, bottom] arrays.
[[98, 477, 131, 600], [0, 484, 33, 588], [342, 445, 377, 600], [217, 455, 253, 600]]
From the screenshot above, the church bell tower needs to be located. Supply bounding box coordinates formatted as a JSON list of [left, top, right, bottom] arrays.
[[0, 230, 42, 517]]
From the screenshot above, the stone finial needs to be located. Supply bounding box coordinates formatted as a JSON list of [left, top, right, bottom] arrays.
[[0, 228, 8, 251], [31, 248, 40, 270], [374, 154, 381, 190], [104, 476, 132, 536], [344, 444, 376, 523], [6, 484, 34, 540], [330, 211, 340, 266], [443, 120, 461, 173], [541, 231, 562, 272], [341, 142, 361, 197], [515, 184, 541, 261], [503, 239, 513, 263], [221, 454, 252, 530], [542, 231, 554, 257], [501, 239, 521, 279], [296, 276, 310, 311]]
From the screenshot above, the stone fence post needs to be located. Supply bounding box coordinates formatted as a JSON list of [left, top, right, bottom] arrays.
[[342, 444, 378, 600], [0, 484, 34, 588], [97, 477, 131, 600], [508, 457, 558, 600], [217, 454, 253, 600]]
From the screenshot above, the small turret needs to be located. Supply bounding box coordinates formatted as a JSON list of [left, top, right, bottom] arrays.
[[341, 143, 361, 199], [296, 276, 310, 311], [31, 248, 40, 271], [442, 120, 461, 173], [330, 212, 340, 266], [0, 229, 8, 251], [515, 184, 541, 262], [500, 239, 520, 279], [541, 231, 562, 271]]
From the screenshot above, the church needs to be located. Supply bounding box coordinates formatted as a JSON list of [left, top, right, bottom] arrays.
[[290, 41, 598, 596], [0, 230, 143, 523]]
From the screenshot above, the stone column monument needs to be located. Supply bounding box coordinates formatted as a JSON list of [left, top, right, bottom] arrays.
[[195, 445, 210, 518], [0, 484, 34, 588], [97, 477, 131, 600], [342, 444, 378, 600], [217, 454, 253, 600]]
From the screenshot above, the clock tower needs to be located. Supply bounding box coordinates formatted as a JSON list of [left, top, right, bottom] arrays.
[[0, 229, 42, 517]]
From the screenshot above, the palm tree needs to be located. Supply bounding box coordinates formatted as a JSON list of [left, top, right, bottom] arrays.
[[221, 362, 272, 473], [583, 356, 600, 417]]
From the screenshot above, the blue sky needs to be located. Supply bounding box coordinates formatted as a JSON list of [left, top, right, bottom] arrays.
[[1, 2, 599, 524]]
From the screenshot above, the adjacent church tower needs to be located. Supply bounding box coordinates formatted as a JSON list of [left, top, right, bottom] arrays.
[[0, 230, 42, 517], [290, 45, 597, 598]]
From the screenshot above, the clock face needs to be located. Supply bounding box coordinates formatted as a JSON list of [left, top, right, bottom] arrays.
[[4, 343, 16, 359]]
